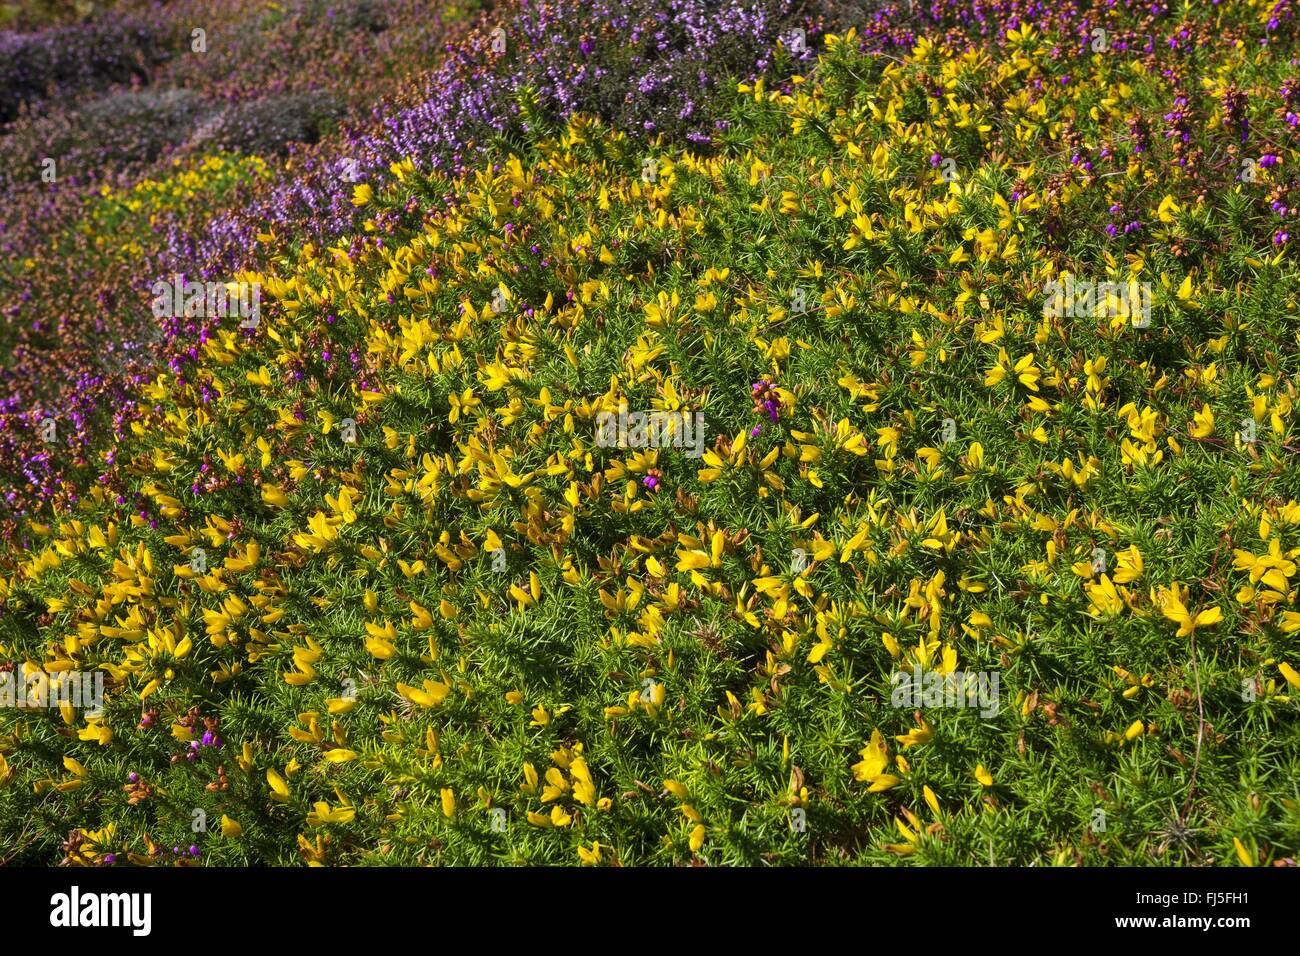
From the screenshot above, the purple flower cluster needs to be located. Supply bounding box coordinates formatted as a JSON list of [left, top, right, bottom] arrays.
[[1222, 89, 1249, 144], [751, 380, 781, 432]]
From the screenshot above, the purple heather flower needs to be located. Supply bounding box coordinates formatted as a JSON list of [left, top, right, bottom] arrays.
[[642, 475, 659, 490]]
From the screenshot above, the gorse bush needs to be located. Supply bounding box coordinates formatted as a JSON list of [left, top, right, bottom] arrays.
[[155, 0, 832, 293], [0, 153, 274, 524], [2, 3, 1299, 867], [0, 0, 834, 518]]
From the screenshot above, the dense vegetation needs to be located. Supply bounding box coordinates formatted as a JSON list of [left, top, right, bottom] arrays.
[[1, 0, 1298, 866]]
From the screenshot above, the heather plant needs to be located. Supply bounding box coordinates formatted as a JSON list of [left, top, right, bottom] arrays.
[[187, 93, 346, 156], [0, 89, 208, 187], [0, 89, 347, 192], [152, 0, 463, 104], [369, 0, 824, 171], [0, 15, 171, 123]]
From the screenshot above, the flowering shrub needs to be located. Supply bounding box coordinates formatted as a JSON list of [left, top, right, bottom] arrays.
[[0, 154, 273, 518], [3, 3, 1300, 868], [0, 0, 839, 517], [155, 0, 831, 293]]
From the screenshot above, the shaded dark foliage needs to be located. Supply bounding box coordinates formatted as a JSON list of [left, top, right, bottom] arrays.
[[0, 16, 173, 123], [189, 93, 345, 156]]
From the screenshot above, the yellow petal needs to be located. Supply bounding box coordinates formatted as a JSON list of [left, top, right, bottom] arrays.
[[267, 768, 290, 800], [1232, 837, 1255, 867], [1279, 662, 1300, 689], [923, 785, 941, 816], [689, 824, 706, 852]]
